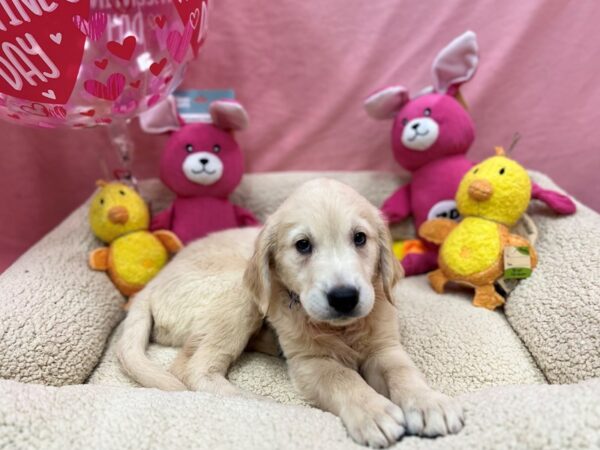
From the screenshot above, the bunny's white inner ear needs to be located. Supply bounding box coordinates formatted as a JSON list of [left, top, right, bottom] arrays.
[[209, 101, 249, 131], [139, 96, 182, 133], [364, 86, 410, 120], [432, 30, 479, 94]]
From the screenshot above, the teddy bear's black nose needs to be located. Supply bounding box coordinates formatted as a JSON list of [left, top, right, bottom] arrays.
[[411, 122, 420, 130], [199, 158, 209, 165]]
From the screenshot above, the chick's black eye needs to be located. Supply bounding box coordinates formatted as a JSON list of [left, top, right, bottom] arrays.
[[401, 118, 408, 126], [185, 144, 194, 153], [213, 144, 221, 153], [99, 198, 104, 205], [473, 168, 479, 174], [424, 107, 432, 116], [354, 232, 367, 247], [295, 239, 312, 255], [499, 167, 505, 175], [119, 190, 125, 196]]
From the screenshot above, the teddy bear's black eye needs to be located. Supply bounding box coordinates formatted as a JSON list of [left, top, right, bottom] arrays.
[[424, 107, 432, 116], [100, 198, 104, 205], [499, 167, 505, 175], [119, 190, 125, 196], [185, 144, 194, 153], [213, 144, 221, 153], [401, 118, 408, 126]]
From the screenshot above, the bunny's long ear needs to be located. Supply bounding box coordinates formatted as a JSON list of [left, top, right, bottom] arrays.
[[432, 31, 479, 95], [209, 100, 249, 131], [364, 86, 410, 120], [139, 96, 183, 133]]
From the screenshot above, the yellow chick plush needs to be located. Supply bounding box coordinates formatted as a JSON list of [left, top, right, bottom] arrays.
[[88, 181, 182, 302], [419, 147, 538, 310]]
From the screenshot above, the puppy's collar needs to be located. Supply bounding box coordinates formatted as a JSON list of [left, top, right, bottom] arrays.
[[287, 289, 301, 309]]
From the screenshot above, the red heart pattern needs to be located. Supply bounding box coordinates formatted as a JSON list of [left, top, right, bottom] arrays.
[[72, 12, 107, 41], [174, 0, 207, 57], [84, 73, 126, 101], [150, 58, 167, 76], [107, 36, 137, 61], [95, 59, 109, 70]]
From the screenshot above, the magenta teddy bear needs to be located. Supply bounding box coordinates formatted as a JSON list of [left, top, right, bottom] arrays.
[[149, 100, 259, 244], [365, 31, 576, 276]]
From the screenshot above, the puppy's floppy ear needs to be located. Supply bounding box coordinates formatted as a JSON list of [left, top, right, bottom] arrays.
[[244, 221, 276, 316], [376, 213, 403, 304]]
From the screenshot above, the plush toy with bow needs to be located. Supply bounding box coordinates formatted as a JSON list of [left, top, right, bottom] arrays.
[[145, 99, 259, 244], [365, 31, 576, 276]]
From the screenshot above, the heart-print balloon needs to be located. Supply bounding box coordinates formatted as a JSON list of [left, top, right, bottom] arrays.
[[0, 0, 209, 129], [0, 0, 89, 104], [174, 0, 205, 56]]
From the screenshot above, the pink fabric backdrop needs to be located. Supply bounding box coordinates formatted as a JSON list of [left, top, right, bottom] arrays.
[[1, 0, 599, 272]]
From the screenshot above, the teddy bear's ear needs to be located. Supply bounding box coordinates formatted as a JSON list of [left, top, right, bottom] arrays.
[[139, 96, 182, 133], [209, 100, 249, 131], [432, 30, 479, 96], [364, 86, 410, 120]]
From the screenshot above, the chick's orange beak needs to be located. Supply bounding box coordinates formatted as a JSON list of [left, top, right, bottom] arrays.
[[108, 206, 129, 224], [468, 179, 493, 202]]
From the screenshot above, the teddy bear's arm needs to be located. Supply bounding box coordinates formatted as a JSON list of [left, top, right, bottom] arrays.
[[89, 248, 109, 271], [381, 184, 412, 223], [507, 234, 538, 269], [234, 205, 260, 227], [531, 183, 576, 215], [418, 218, 457, 245], [150, 206, 174, 231], [153, 230, 183, 254]]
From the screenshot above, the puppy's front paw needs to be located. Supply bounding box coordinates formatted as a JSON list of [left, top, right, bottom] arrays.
[[341, 394, 406, 448], [393, 389, 464, 438]]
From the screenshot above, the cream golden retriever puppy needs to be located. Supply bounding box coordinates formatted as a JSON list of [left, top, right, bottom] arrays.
[[118, 178, 463, 447]]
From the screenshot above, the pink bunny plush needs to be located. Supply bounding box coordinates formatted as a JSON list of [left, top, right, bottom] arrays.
[[365, 31, 576, 276], [148, 100, 259, 244]]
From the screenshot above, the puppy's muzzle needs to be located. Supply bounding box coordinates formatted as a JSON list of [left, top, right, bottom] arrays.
[[327, 286, 359, 314]]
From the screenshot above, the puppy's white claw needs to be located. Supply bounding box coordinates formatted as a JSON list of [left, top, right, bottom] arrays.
[[395, 389, 464, 437], [343, 396, 406, 447]]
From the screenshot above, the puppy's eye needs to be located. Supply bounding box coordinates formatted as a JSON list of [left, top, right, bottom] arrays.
[[295, 239, 312, 255], [185, 144, 194, 153], [499, 167, 505, 175], [353, 232, 367, 247], [424, 107, 432, 116], [213, 144, 221, 153], [401, 118, 408, 126], [119, 190, 126, 196]]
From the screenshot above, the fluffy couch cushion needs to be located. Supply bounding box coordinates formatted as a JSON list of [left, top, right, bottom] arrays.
[[505, 173, 600, 384], [0, 205, 124, 386], [2, 378, 599, 449]]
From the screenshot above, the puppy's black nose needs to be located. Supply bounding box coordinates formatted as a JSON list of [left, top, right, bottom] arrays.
[[411, 122, 420, 130], [199, 158, 209, 165], [327, 286, 359, 314]]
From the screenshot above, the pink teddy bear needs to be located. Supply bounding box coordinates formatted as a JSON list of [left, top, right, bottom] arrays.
[[148, 100, 259, 244], [365, 31, 576, 276]]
